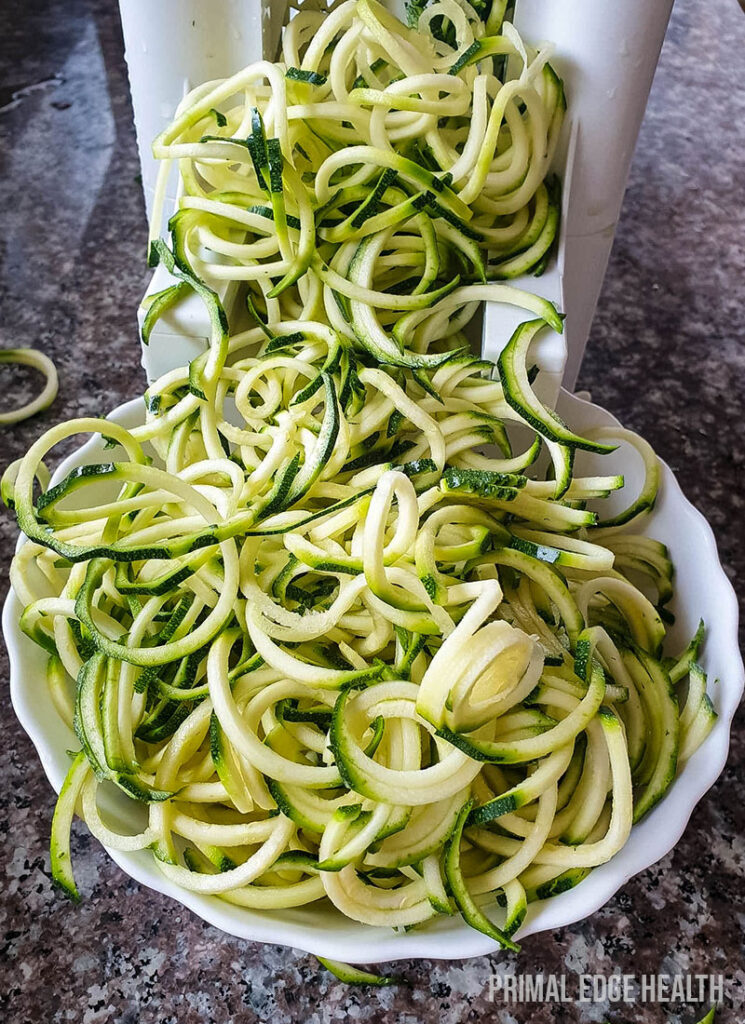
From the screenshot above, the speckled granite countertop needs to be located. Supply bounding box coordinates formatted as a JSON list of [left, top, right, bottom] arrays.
[[1, 1, 743, 1021]]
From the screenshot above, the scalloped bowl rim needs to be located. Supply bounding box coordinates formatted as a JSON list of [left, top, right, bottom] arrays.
[[3, 389, 742, 964]]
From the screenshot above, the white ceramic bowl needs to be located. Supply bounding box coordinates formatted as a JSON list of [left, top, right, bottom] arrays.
[[4, 389, 742, 964]]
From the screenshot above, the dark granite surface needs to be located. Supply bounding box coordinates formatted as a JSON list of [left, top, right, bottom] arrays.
[[1, 1, 743, 1021]]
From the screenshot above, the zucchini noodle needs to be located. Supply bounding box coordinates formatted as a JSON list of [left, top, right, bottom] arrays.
[[4, 0, 716, 953], [0, 348, 58, 425]]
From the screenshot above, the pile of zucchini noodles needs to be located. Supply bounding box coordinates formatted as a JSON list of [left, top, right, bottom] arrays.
[[146, 0, 565, 360], [4, 0, 716, 958]]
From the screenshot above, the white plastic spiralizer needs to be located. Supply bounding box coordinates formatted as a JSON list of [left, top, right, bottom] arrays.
[[118, 0, 674, 401]]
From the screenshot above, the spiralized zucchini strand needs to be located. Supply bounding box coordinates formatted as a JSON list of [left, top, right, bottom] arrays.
[[0, 348, 58, 426]]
